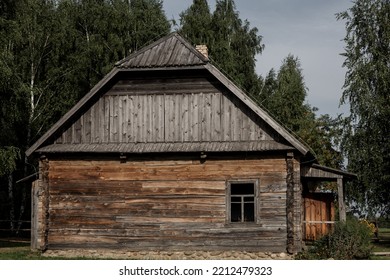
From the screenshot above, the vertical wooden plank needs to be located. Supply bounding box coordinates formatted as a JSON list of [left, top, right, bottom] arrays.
[[109, 95, 115, 142], [206, 93, 213, 141], [182, 94, 189, 141], [91, 100, 96, 143], [175, 94, 181, 142], [338, 178, 346, 222], [247, 111, 255, 141], [304, 197, 310, 240], [310, 199, 316, 240], [143, 94, 149, 142], [97, 97, 103, 143], [211, 92, 222, 141], [240, 110, 249, 141], [118, 96, 123, 143], [65, 126, 73, 144], [126, 95, 134, 143], [151, 94, 157, 141], [103, 96, 110, 143], [90, 101, 96, 143], [164, 94, 175, 142], [140, 95, 146, 143], [190, 93, 199, 141], [231, 100, 239, 141], [122, 95, 128, 143], [286, 152, 295, 253], [147, 94, 153, 142], [134, 95, 141, 142], [83, 107, 92, 143], [321, 197, 326, 237], [75, 116, 82, 144], [154, 94, 164, 142], [220, 94, 227, 141], [315, 200, 321, 239], [31, 181, 38, 250], [199, 93, 206, 141]]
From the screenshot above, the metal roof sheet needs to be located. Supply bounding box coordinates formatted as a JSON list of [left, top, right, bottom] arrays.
[[36, 141, 294, 154], [116, 33, 208, 69]]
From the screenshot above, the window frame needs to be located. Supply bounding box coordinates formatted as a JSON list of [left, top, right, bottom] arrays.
[[226, 180, 259, 224]]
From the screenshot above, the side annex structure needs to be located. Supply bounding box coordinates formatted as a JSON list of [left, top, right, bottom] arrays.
[[26, 33, 355, 257]]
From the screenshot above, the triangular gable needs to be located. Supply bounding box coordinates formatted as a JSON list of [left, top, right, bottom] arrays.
[[26, 32, 310, 157], [116, 32, 209, 68]]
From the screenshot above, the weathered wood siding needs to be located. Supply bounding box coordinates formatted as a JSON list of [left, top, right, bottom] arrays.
[[45, 154, 292, 252], [303, 193, 335, 241], [54, 77, 277, 145]]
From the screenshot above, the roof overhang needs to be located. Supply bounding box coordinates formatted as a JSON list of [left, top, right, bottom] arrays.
[[301, 163, 357, 181]]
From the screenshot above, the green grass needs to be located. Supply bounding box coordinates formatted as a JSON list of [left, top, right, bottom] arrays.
[[0, 239, 84, 260], [370, 228, 390, 260]]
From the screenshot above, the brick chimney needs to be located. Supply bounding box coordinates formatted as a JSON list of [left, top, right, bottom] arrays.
[[195, 45, 208, 58]]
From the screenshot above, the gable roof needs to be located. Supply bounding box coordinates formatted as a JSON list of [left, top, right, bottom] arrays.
[[26, 32, 310, 157], [116, 32, 209, 68]]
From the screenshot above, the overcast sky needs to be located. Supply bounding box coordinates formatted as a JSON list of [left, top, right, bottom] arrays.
[[163, 0, 353, 117]]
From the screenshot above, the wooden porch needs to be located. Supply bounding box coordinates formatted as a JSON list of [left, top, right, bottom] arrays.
[[301, 164, 357, 241]]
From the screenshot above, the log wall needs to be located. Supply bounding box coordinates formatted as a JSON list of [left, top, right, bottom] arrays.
[[42, 154, 299, 252]]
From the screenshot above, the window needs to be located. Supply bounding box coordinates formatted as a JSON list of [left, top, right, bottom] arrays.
[[228, 181, 257, 223]]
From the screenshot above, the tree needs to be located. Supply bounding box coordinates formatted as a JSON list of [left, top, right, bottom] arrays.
[[179, 0, 212, 44], [337, 0, 390, 217], [211, 0, 263, 96], [179, 0, 263, 96], [267, 55, 308, 133], [261, 55, 343, 171], [0, 0, 171, 235]]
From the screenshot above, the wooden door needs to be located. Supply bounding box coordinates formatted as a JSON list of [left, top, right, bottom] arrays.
[[303, 193, 335, 241]]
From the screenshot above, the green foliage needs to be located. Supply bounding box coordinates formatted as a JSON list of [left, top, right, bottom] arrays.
[[265, 55, 308, 133], [0, 0, 171, 233], [179, 0, 212, 44], [337, 0, 390, 216], [179, 0, 263, 96], [0, 147, 20, 176], [296, 219, 373, 260], [259, 56, 343, 170]]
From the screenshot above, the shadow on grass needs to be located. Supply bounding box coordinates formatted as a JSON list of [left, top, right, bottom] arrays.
[[0, 239, 30, 248]]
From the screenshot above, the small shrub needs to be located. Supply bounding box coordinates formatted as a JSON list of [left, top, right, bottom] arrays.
[[296, 218, 373, 260]]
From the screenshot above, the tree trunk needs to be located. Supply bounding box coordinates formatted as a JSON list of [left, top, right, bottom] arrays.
[[8, 173, 15, 232]]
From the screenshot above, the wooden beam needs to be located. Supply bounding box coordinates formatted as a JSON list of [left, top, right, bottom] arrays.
[[286, 152, 294, 253], [337, 178, 346, 222]]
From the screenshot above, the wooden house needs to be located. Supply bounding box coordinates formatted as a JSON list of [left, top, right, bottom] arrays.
[[26, 33, 356, 255]]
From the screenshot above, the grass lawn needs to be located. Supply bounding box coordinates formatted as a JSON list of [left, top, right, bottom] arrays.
[[371, 228, 390, 260], [0, 239, 79, 260], [0, 239, 42, 260]]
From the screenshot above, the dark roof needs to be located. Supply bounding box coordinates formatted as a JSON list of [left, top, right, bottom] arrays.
[[26, 32, 310, 157], [116, 33, 209, 68], [36, 141, 294, 154]]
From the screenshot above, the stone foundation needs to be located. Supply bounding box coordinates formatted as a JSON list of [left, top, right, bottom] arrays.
[[43, 249, 292, 260]]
